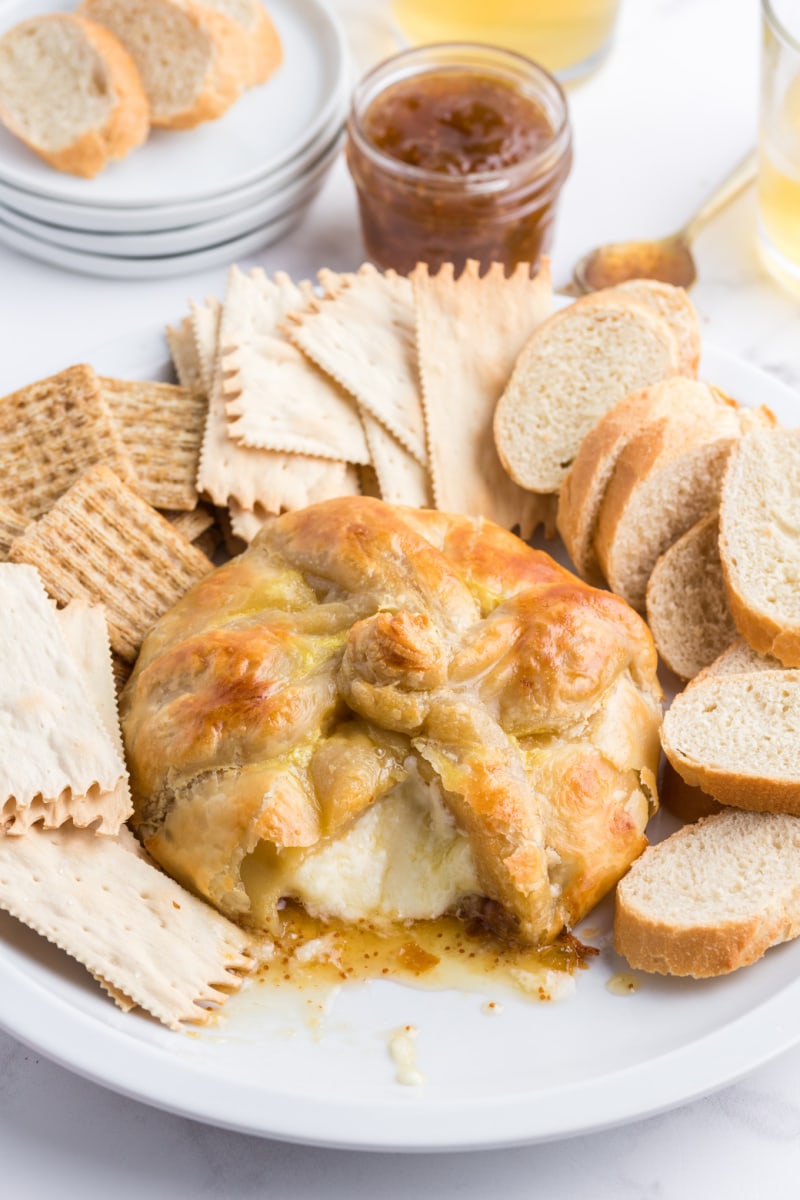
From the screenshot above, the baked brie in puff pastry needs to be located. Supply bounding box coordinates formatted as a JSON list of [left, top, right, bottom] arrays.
[[121, 497, 662, 945]]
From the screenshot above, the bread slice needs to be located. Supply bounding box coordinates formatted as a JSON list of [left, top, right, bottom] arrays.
[[645, 512, 737, 680], [614, 809, 800, 977], [79, 0, 249, 130], [719, 427, 800, 667], [558, 378, 732, 583], [0, 14, 149, 178], [593, 397, 755, 612], [693, 636, 782, 681], [661, 669, 800, 811], [198, 0, 282, 86], [613, 280, 701, 378], [493, 296, 680, 496]]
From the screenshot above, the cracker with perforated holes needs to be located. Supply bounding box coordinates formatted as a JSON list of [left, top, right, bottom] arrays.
[[101, 377, 206, 512], [0, 365, 138, 521], [9, 465, 213, 661], [0, 564, 129, 835], [0, 824, 256, 1030], [412, 259, 555, 538], [288, 263, 427, 467]]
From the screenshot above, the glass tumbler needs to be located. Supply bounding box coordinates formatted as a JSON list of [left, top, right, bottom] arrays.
[[758, 0, 800, 293]]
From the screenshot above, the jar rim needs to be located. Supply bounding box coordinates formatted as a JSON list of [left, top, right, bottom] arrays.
[[347, 41, 573, 194]]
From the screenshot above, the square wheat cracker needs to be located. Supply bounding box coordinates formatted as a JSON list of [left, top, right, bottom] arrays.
[[0, 365, 138, 521], [9, 465, 213, 662], [0, 824, 256, 1029], [0, 501, 27, 559], [101, 377, 206, 512], [412, 260, 554, 538], [0, 564, 129, 835]]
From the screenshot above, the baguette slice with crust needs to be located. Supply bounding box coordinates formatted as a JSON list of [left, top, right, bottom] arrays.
[[613, 280, 701, 378], [493, 296, 680, 496], [80, 0, 249, 130], [199, 0, 282, 86], [719, 427, 800, 667], [558, 378, 733, 583], [0, 14, 149, 178], [645, 511, 738, 680], [614, 809, 800, 977], [661, 669, 800, 812], [593, 398, 764, 612]]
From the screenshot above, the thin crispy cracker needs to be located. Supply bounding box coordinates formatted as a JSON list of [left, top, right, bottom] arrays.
[[191, 296, 222, 396], [166, 504, 217, 544], [0, 365, 138, 521], [10, 465, 213, 662], [0, 501, 27, 559], [0, 565, 129, 835], [412, 260, 554, 537], [166, 317, 205, 394], [288, 264, 427, 466], [196, 268, 361, 514], [55, 600, 125, 758], [221, 268, 369, 463], [361, 410, 431, 507], [101, 377, 206, 512], [0, 824, 256, 1030]]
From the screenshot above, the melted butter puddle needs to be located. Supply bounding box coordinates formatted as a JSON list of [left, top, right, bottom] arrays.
[[388, 1025, 425, 1087], [255, 902, 597, 1007], [606, 972, 640, 996]]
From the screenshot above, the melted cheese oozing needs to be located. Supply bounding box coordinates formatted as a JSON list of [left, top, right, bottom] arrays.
[[280, 772, 481, 924]]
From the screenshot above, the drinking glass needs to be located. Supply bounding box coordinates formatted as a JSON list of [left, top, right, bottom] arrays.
[[390, 0, 621, 84], [758, 0, 800, 293]]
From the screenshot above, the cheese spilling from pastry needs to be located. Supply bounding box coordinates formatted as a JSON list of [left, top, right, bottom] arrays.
[[243, 768, 481, 926], [121, 496, 662, 946]]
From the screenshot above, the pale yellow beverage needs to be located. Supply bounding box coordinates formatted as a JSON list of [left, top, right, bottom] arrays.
[[758, 143, 800, 268], [391, 0, 621, 80], [758, 2, 800, 290]]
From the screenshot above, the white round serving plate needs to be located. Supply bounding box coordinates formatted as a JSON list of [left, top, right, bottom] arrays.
[[0, 330, 798, 1151], [0, 133, 344, 256], [0, 209, 302, 278], [0, 101, 349, 233], [0, 0, 349, 207]]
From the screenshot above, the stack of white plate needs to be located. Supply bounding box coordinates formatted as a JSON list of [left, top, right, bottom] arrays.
[[0, 0, 350, 278]]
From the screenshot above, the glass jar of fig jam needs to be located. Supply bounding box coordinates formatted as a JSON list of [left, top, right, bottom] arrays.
[[346, 43, 572, 275]]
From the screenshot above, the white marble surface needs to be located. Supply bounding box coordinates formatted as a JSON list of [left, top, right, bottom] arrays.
[[1, 0, 800, 1194]]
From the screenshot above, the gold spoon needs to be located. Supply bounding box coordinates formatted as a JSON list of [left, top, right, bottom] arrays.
[[571, 150, 757, 293]]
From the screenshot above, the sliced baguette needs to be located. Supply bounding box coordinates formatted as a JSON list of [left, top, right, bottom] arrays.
[[645, 512, 737, 680], [79, 0, 249, 129], [613, 280, 701, 378], [593, 399, 756, 612], [719, 427, 800, 667], [693, 636, 782, 681], [493, 295, 680, 496], [0, 14, 149, 178], [558, 378, 733, 583], [614, 809, 800, 977], [661, 669, 800, 812], [198, 0, 282, 86]]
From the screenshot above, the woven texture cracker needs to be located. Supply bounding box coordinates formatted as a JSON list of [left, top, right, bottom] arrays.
[[288, 264, 427, 466], [0, 825, 256, 1030], [221, 268, 369, 463], [0, 501, 26, 559], [166, 317, 205, 394], [0, 564, 129, 834], [102, 377, 206, 511], [0, 365, 138, 521], [412, 260, 554, 538], [10, 465, 213, 662]]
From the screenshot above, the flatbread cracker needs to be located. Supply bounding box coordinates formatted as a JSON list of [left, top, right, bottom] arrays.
[[0, 564, 128, 835], [361, 410, 431, 507], [288, 264, 427, 466], [166, 316, 205, 394], [9, 465, 213, 662], [191, 296, 222, 396], [0, 824, 255, 1030], [0, 501, 27, 559], [196, 268, 361, 515], [55, 600, 125, 757], [412, 260, 554, 537], [101, 377, 206, 512], [0, 365, 138, 521], [221, 268, 369, 463]]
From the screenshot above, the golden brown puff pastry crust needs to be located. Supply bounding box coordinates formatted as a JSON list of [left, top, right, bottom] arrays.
[[121, 497, 662, 942]]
